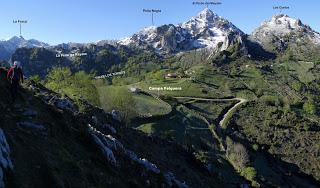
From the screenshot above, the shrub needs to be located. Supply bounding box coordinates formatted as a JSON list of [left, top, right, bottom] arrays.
[[29, 75, 42, 83], [99, 87, 137, 124], [149, 70, 166, 81], [262, 95, 280, 106], [45, 67, 100, 109], [291, 81, 302, 92], [255, 88, 263, 97], [303, 100, 316, 115], [226, 136, 234, 149], [45, 67, 72, 92], [252, 144, 259, 151], [281, 97, 291, 113], [93, 78, 109, 87], [241, 167, 257, 181], [303, 122, 310, 131], [227, 140, 250, 171], [232, 143, 250, 170]]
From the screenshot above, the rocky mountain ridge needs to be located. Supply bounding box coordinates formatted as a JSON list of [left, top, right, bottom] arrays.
[[119, 8, 245, 54], [1, 9, 320, 62], [250, 14, 320, 53], [0, 36, 49, 60]]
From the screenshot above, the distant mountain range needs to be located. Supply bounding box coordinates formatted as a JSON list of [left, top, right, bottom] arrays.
[[118, 8, 245, 54], [1, 8, 320, 61], [0, 36, 49, 60], [0, 36, 118, 61], [119, 8, 320, 56]]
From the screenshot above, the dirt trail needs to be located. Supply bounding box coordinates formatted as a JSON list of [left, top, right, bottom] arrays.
[[174, 97, 247, 127]]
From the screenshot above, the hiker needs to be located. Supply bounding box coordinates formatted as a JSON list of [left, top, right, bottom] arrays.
[[7, 61, 24, 103]]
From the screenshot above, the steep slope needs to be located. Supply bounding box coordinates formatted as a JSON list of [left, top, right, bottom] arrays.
[[0, 36, 49, 60], [250, 14, 320, 58], [119, 8, 245, 55], [180, 8, 244, 50], [11, 47, 70, 77], [0, 67, 245, 187], [10, 43, 145, 78]]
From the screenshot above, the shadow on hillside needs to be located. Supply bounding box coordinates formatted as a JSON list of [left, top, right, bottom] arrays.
[[245, 39, 276, 61], [226, 122, 320, 187]]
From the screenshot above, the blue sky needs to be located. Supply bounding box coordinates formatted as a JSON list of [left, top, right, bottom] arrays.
[[0, 0, 319, 44]]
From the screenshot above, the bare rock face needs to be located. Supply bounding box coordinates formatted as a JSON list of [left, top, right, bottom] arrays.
[[0, 129, 13, 188], [0, 36, 49, 60], [250, 14, 320, 53], [119, 8, 245, 55]]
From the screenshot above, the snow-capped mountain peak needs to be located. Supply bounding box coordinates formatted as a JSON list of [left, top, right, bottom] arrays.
[[258, 14, 306, 35], [253, 14, 320, 39], [271, 14, 300, 25], [250, 14, 320, 52], [7, 36, 25, 44], [181, 8, 241, 34], [196, 8, 219, 21], [118, 8, 244, 54], [2, 36, 49, 49], [0, 36, 50, 60]]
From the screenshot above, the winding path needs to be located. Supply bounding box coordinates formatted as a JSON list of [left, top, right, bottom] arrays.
[[174, 97, 247, 128], [218, 98, 247, 128]]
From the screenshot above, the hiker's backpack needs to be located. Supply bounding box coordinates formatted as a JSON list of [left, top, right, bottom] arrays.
[[11, 67, 20, 82]]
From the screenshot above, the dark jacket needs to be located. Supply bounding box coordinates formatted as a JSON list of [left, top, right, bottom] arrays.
[[7, 66, 24, 83]]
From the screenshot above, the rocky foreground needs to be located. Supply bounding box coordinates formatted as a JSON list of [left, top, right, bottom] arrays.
[[0, 67, 246, 187]]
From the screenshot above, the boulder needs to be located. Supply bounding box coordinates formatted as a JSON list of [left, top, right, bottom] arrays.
[[0, 129, 13, 188], [17, 122, 46, 133], [137, 158, 160, 174], [49, 96, 77, 113], [91, 134, 117, 166], [111, 110, 121, 122], [164, 172, 189, 188]]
